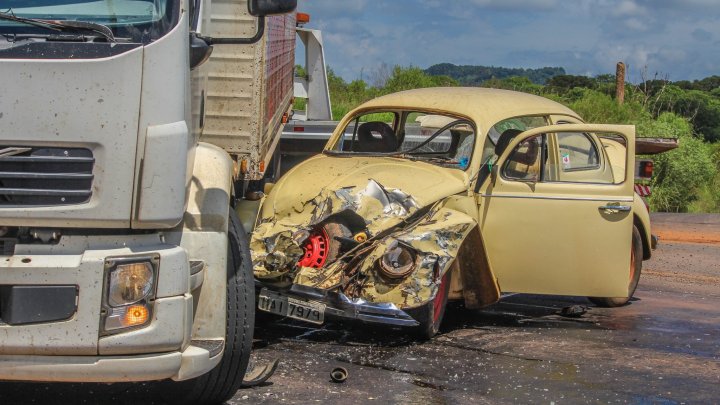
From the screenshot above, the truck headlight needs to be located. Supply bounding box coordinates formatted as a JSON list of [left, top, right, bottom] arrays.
[[102, 255, 159, 334], [108, 262, 154, 307]]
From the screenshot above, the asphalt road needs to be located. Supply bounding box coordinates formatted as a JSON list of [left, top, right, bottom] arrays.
[[1, 214, 718, 404]]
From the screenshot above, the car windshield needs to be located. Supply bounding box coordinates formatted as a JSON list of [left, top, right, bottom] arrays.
[[0, 0, 179, 43], [326, 110, 476, 170]]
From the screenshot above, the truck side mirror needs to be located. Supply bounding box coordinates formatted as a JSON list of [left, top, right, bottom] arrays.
[[196, 0, 297, 46], [190, 33, 213, 70], [248, 0, 298, 17]]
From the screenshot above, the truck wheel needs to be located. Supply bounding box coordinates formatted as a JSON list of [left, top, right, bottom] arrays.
[[161, 209, 254, 404], [406, 270, 451, 340], [589, 225, 643, 308]]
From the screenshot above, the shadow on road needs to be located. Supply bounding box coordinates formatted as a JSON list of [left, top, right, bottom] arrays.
[[0, 294, 624, 405], [252, 293, 614, 349]]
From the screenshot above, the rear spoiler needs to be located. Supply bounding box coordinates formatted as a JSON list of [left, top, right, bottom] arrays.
[[600, 135, 679, 155], [635, 137, 679, 155]]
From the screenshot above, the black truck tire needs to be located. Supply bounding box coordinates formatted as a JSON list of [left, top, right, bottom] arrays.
[[160, 209, 254, 404]]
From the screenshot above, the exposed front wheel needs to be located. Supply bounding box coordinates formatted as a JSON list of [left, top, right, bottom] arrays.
[[589, 225, 643, 308], [406, 270, 451, 340], [160, 209, 254, 404]]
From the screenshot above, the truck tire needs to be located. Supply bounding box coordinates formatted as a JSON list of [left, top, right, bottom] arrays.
[[161, 209, 254, 404], [589, 225, 643, 308], [406, 270, 451, 340]]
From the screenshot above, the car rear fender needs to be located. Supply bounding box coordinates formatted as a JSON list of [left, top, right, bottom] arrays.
[[633, 195, 653, 260]]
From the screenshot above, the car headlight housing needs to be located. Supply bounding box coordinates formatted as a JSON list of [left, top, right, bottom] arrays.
[[378, 242, 416, 280], [102, 255, 159, 334]]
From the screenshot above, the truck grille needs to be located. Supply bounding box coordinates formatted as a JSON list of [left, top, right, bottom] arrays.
[[0, 147, 94, 206]]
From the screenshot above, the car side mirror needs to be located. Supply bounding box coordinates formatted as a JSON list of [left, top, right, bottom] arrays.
[[248, 0, 297, 17]]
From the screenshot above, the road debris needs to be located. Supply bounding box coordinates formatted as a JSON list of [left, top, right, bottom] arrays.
[[330, 367, 348, 383]]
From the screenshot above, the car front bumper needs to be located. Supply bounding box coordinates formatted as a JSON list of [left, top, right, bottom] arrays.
[[258, 283, 420, 327]]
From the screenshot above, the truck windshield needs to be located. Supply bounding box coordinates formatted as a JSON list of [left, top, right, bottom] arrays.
[[0, 0, 179, 43]]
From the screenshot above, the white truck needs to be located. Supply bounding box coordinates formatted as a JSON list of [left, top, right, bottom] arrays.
[[0, 0, 296, 403]]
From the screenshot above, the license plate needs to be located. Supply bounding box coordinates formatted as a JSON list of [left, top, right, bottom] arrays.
[[258, 288, 325, 325]]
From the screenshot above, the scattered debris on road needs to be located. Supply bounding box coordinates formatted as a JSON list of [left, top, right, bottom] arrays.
[[330, 367, 348, 383]]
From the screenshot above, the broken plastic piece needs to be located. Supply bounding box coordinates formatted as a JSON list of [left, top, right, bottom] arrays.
[[241, 358, 279, 387]]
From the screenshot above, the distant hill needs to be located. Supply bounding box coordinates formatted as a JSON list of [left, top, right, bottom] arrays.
[[425, 63, 566, 85]]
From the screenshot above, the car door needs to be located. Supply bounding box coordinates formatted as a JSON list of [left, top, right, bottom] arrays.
[[477, 124, 635, 298]]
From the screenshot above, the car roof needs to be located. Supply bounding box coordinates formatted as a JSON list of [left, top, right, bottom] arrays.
[[353, 87, 582, 130]]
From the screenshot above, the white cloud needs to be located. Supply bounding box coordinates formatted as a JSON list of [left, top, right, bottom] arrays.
[[298, 0, 719, 81]]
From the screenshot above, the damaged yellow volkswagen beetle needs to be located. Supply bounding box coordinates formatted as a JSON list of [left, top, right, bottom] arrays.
[[251, 87, 653, 338]]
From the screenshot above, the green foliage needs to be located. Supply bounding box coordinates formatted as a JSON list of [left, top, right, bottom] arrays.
[[481, 76, 544, 94], [651, 85, 720, 142], [562, 88, 649, 125], [425, 63, 564, 85], [687, 143, 720, 213], [296, 65, 459, 120], [294, 64, 306, 78], [650, 133, 717, 212], [546, 74, 597, 92]]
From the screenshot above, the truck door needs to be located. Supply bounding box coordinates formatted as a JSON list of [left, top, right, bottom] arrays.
[[477, 124, 636, 298]]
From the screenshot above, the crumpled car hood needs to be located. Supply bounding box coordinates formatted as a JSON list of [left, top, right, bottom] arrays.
[[262, 155, 469, 223], [251, 154, 475, 308]]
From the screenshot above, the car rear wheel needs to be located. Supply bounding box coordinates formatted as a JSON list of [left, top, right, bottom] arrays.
[[406, 270, 451, 340], [589, 225, 643, 308]]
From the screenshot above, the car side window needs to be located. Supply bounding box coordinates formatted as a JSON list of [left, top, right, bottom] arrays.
[[503, 135, 544, 182], [557, 132, 600, 171], [482, 116, 548, 165], [553, 132, 615, 184]]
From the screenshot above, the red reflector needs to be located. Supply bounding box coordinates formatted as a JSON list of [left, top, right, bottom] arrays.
[[297, 12, 310, 24], [293, 126, 305, 132]]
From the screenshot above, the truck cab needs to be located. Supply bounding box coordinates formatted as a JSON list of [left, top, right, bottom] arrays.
[[0, 0, 296, 403]]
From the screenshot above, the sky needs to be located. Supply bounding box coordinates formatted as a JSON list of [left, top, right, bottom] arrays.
[[295, 0, 720, 83]]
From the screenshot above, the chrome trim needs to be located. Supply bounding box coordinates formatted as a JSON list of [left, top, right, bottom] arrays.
[[258, 283, 420, 327], [480, 194, 634, 202], [599, 204, 632, 212]]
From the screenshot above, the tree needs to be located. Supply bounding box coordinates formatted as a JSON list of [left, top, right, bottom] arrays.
[[546, 75, 596, 92]]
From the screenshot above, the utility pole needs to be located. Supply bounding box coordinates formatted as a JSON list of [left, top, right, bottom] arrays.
[[616, 62, 626, 105]]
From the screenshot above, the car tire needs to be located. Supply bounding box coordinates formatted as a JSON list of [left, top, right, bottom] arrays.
[[322, 222, 352, 263], [589, 225, 643, 308], [406, 270, 451, 340], [159, 209, 254, 405]]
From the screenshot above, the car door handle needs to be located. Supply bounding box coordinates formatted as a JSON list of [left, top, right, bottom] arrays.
[[599, 204, 631, 213]]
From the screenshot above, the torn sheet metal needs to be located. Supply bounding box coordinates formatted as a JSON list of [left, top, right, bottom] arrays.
[[251, 155, 475, 310], [251, 179, 422, 280], [252, 179, 476, 309], [335, 207, 476, 309]]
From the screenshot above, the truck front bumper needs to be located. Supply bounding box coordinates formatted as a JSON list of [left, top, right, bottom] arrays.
[[0, 234, 221, 382], [0, 343, 221, 383]]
